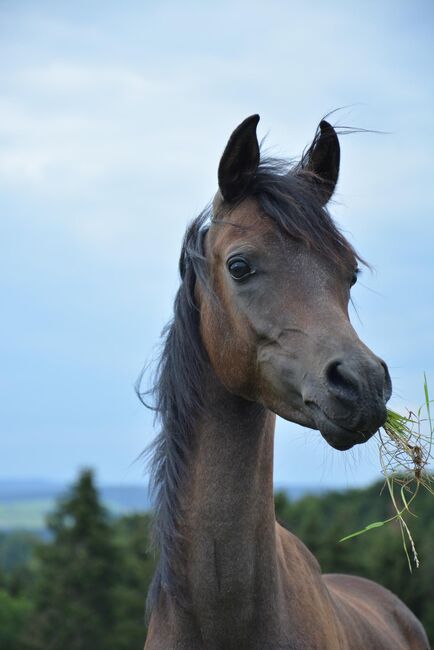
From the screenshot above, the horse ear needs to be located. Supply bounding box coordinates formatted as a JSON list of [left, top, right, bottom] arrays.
[[218, 114, 260, 202], [304, 120, 340, 205]]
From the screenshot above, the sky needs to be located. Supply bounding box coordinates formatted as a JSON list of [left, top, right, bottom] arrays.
[[1, 0, 433, 489]]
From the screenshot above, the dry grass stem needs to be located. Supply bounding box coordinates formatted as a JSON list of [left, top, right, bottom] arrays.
[[340, 375, 433, 569]]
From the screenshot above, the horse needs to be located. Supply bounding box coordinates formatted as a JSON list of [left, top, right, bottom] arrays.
[[142, 115, 429, 649]]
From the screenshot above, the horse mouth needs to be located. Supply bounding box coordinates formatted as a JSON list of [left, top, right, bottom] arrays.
[[304, 402, 380, 451]]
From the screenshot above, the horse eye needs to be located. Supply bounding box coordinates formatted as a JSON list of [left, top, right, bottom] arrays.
[[350, 269, 359, 287], [227, 257, 253, 281]]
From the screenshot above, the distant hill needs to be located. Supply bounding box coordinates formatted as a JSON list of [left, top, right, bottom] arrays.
[[0, 479, 151, 530], [0, 478, 329, 531]]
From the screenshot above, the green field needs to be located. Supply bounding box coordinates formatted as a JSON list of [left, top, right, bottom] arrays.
[[0, 500, 53, 530], [0, 498, 146, 530]]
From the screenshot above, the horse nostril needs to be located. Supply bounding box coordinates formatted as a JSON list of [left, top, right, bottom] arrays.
[[380, 360, 392, 402], [325, 360, 359, 401]]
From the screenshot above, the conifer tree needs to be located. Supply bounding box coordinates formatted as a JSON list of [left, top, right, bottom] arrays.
[[30, 469, 118, 650]]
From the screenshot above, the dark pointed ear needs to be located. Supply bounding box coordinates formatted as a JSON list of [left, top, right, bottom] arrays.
[[304, 120, 340, 205], [218, 114, 260, 202]]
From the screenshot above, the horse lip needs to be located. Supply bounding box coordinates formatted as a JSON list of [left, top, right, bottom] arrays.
[[304, 401, 375, 451]]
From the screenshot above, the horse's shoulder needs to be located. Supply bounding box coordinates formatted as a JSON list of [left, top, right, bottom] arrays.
[[275, 522, 321, 574], [324, 573, 430, 650]]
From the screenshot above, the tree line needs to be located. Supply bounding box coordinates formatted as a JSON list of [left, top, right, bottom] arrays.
[[1, 469, 433, 649]]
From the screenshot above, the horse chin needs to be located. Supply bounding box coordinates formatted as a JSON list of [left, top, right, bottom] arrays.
[[320, 432, 359, 451], [305, 402, 377, 452], [270, 398, 380, 451], [319, 422, 376, 451]]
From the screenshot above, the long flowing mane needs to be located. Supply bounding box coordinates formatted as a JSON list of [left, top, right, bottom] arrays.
[[139, 145, 364, 613], [139, 208, 210, 611]]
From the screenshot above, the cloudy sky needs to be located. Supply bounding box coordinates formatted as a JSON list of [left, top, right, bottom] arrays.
[[1, 0, 433, 489]]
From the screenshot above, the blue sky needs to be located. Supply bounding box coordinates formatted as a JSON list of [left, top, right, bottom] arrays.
[[1, 0, 433, 488]]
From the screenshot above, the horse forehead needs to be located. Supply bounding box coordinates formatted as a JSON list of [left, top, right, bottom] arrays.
[[209, 198, 276, 255]]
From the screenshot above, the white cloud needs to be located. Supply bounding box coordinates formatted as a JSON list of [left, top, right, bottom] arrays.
[[23, 62, 152, 95]]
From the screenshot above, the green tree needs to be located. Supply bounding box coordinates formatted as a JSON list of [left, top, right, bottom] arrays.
[[0, 589, 33, 650], [111, 514, 155, 650], [28, 469, 119, 650]]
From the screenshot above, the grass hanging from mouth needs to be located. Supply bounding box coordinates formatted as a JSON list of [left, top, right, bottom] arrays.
[[339, 374, 433, 571]]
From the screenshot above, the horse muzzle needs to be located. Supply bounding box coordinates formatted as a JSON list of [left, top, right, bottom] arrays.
[[302, 354, 392, 451]]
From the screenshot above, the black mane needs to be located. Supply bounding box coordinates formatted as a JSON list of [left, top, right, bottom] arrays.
[[138, 207, 209, 612], [139, 149, 363, 613]]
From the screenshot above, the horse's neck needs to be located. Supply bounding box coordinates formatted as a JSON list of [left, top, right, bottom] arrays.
[[153, 375, 341, 648], [179, 376, 282, 641]]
